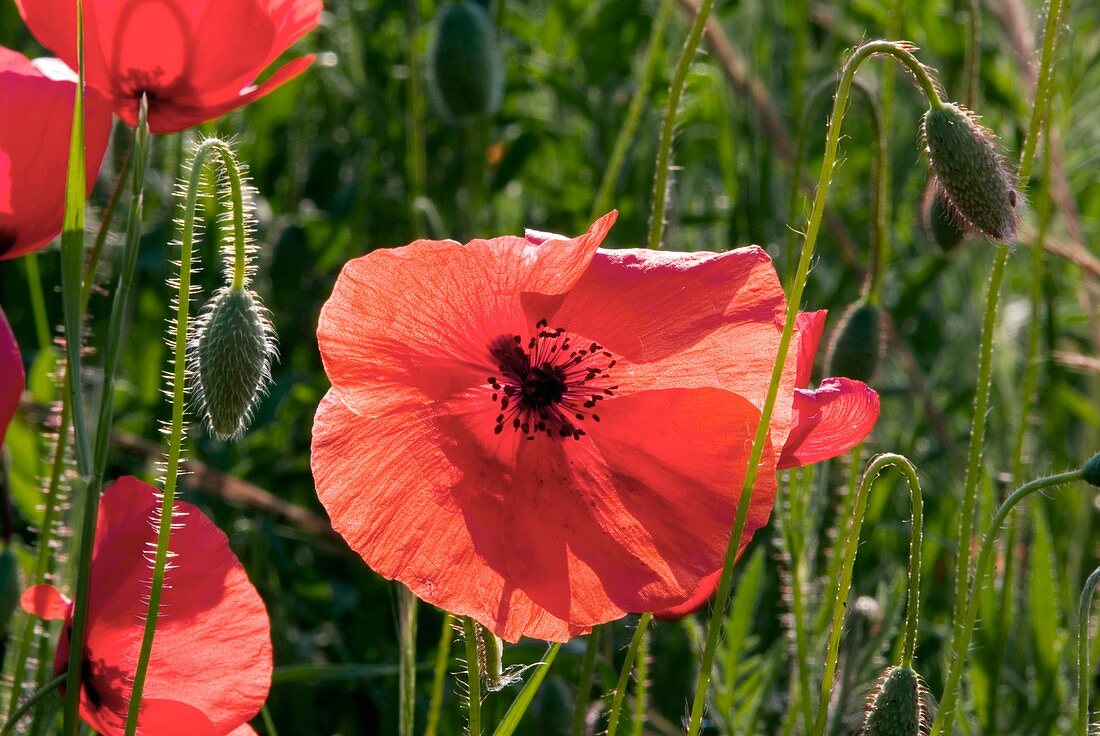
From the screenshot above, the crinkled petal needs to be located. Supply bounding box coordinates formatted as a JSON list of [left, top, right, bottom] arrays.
[[795, 310, 827, 388], [20, 584, 69, 621], [524, 245, 798, 453], [778, 378, 880, 469], [0, 307, 22, 444], [317, 212, 618, 415], [0, 48, 111, 260], [71, 477, 271, 735], [313, 383, 775, 642], [654, 570, 720, 620]]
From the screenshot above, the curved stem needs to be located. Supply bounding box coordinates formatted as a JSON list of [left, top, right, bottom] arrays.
[[685, 40, 941, 736], [464, 617, 482, 736], [570, 627, 601, 736], [1078, 565, 1100, 735], [591, 0, 673, 222], [813, 454, 923, 736], [646, 0, 715, 250], [122, 137, 244, 736], [0, 673, 66, 736], [606, 613, 652, 736], [424, 613, 455, 736], [930, 469, 1086, 736]]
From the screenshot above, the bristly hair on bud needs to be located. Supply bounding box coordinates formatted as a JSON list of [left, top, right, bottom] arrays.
[[861, 666, 929, 735], [922, 102, 1021, 242], [177, 137, 277, 441]]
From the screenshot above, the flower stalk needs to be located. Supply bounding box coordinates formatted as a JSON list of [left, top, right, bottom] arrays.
[[685, 40, 943, 736], [1077, 565, 1100, 735], [464, 616, 483, 736], [606, 613, 652, 736]]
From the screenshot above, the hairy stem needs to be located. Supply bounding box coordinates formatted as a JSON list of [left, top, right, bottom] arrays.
[[606, 614, 653, 736], [424, 613, 455, 736], [570, 627, 601, 736]]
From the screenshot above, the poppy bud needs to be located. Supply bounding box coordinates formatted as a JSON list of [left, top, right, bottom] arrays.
[[428, 0, 505, 125], [861, 666, 925, 735], [194, 287, 275, 440], [920, 181, 966, 254], [1083, 451, 1100, 488], [922, 102, 1020, 242], [826, 301, 883, 384]]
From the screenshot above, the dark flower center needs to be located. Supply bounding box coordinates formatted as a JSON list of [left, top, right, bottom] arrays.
[[487, 318, 617, 441]]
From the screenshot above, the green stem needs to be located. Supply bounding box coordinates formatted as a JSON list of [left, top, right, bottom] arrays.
[[1018, 0, 1068, 186], [591, 0, 673, 222], [570, 627, 601, 736], [685, 40, 942, 736], [780, 467, 817, 736], [646, 0, 715, 250], [0, 673, 66, 736], [424, 613, 455, 736], [963, 0, 981, 108], [398, 586, 418, 736], [80, 141, 133, 313], [122, 137, 243, 736], [405, 0, 428, 239], [606, 613, 652, 736], [628, 627, 649, 736], [22, 254, 51, 353], [813, 454, 923, 736], [1077, 565, 1100, 735], [930, 469, 1085, 736], [464, 617, 482, 736], [261, 704, 278, 736]]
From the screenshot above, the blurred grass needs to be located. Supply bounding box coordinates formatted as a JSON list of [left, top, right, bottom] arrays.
[[1, 0, 1099, 734]]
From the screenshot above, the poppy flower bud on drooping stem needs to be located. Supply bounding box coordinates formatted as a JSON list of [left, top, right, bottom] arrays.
[[922, 101, 1021, 242], [920, 179, 968, 254], [427, 0, 504, 125]]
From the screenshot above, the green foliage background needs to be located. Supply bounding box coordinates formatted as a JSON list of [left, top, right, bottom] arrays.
[[1, 0, 1099, 734]]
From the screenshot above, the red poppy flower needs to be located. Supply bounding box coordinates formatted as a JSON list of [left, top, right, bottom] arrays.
[[0, 306, 23, 445], [311, 212, 799, 642], [0, 47, 112, 261], [21, 477, 272, 736], [655, 309, 879, 619], [15, 0, 322, 134]]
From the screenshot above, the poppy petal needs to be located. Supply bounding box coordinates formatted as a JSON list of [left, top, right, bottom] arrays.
[[313, 384, 775, 642], [526, 245, 798, 452], [317, 212, 617, 415], [0, 307, 22, 444], [20, 584, 69, 621], [654, 570, 720, 620], [795, 310, 828, 388], [0, 47, 111, 260], [63, 477, 272, 735], [778, 378, 880, 469]]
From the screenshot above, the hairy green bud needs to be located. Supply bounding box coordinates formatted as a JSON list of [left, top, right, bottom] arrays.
[[923, 102, 1020, 242], [921, 181, 967, 254], [861, 666, 925, 735], [826, 300, 883, 384], [194, 287, 275, 440], [428, 0, 505, 125], [1083, 451, 1100, 488]]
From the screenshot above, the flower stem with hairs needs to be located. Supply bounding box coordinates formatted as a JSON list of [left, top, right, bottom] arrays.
[[606, 613, 652, 736]]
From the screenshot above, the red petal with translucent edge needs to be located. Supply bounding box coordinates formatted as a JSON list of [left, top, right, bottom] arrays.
[[0, 307, 22, 444], [654, 569, 720, 620], [0, 47, 111, 261], [21, 477, 272, 736], [16, 0, 321, 134], [778, 378, 880, 470], [313, 381, 776, 642], [523, 245, 798, 454], [795, 310, 827, 388], [20, 584, 69, 621], [317, 212, 618, 416]]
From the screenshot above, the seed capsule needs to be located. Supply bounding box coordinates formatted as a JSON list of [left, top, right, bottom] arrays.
[[195, 287, 274, 440], [861, 666, 925, 735], [922, 102, 1020, 242], [826, 300, 883, 384], [428, 0, 505, 125]]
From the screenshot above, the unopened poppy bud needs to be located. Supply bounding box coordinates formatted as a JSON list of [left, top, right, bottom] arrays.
[[428, 0, 504, 125], [922, 102, 1020, 242], [826, 300, 883, 384], [861, 666, 925, 735], [921, 181, 966, 254], [1082, 452, 1100, 488], [194, 287, 275, 440]]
